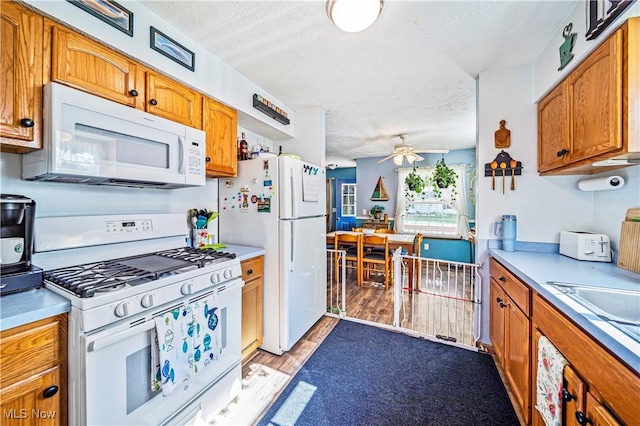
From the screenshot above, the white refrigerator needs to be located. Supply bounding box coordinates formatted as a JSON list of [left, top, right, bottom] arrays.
[[219, 156, 327, 355]]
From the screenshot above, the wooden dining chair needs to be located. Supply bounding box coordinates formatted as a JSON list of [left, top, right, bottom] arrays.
[[335, 233, 362, 285], [362, 235, 392, 290], [352, 227, 364, 232], [374, 228, 396, 234]]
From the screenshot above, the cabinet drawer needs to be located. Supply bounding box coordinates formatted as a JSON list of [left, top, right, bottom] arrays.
[[241, 256, 264, 280], [0, 318, 60, 386], [490, 258, 530, 316]]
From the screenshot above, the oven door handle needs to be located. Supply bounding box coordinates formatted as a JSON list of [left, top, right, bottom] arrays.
[[89, 320, 156, 352]]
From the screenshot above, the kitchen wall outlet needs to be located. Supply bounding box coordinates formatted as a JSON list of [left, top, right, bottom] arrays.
[[423, 243, 430, 250], [363, 209, 367, 215]]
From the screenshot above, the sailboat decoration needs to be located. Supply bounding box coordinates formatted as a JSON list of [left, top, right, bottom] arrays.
[[370, 176, 389, 201]]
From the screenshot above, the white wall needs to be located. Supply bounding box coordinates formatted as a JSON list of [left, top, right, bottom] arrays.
[[534, 2, 640, 99], [26, 0, 295, 139], [276, 107, 327, 167]]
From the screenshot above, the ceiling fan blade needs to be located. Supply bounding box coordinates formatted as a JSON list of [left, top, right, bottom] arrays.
[[414, 149, 450, 154], [413, 153, 425, 162], [378, 153, 396, 163]]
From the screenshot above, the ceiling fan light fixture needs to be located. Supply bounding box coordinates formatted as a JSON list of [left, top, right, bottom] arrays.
[[393, 154, 404, 166], [405, 153, 419, 164], [326, 0, 384, 33]]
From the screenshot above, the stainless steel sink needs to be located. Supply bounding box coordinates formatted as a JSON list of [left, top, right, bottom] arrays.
[[547, 282, 640, 342]]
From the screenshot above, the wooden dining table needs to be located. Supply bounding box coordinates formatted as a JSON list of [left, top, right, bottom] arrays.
[[326, 231, 418, 288]]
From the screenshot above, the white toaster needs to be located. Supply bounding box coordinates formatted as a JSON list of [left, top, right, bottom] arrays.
[[559, 231, 612, 262]]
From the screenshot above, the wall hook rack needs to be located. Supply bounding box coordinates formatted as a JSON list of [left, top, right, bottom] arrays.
[[484, 150, 522, 177]]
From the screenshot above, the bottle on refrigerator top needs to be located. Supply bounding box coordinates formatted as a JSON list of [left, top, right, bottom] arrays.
[[239, 132, 249, 161]]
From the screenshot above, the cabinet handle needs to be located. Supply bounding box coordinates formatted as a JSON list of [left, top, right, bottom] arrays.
[[247, 269, 253, 275], [206, 157, 211, 163], [561, 388, 574, 401], [498, 276, 506, 282], [129, 89, 139, 97], [20, 118, 34, 128], [149, 99, 158, 106], [575, 411, 592, 425], [42, 386, 59, 399], [496, 297, 502, 303], [499, 302, 507, 308], [556, 148, 569, 157]]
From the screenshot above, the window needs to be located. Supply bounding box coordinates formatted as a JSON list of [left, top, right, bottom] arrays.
[[396, 163, 471, 238], [403, 188, 458, 236], [341, 183, 356, 216]]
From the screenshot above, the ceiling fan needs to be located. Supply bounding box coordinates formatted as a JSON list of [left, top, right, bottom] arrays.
[[377, 134, 449, 165]]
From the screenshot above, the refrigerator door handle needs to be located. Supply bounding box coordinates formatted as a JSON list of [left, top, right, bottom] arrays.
[[290, 221, 295, 271], [290, 173, 296, 218]]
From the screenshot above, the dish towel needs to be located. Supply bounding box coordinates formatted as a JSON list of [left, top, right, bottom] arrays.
[[535, 336, 568, 426], [151, 305, 195, 396], [190, 292, 223, 373]]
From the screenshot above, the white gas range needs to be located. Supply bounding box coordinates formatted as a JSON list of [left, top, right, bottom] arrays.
[[33, 214, 243, 425]]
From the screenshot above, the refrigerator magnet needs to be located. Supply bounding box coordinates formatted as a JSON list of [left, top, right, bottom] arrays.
[[257, 198, 271, 212]]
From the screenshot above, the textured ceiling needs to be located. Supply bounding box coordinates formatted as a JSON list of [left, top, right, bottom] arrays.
[[141, 0, 578, 167]]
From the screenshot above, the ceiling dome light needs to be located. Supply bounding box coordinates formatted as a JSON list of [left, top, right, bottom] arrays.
[[326, 0, 384, 33], [393, 154, 403, 166]]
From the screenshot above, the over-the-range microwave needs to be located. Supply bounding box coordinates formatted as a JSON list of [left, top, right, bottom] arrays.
[[23, 82, 205, 189]]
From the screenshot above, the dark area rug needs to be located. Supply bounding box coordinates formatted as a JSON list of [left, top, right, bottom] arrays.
[[257, 320, 518, 426]]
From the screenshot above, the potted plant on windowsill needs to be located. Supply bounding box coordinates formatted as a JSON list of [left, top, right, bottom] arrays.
[[432, 159, 458, 203], [370, 204, 385, 220]]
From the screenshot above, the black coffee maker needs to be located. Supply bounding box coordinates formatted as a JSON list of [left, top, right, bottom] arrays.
[[0, 194, 42, 294]]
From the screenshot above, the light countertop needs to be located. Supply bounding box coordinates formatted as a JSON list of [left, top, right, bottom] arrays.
[[489, 249, 640, 374], [1, 287, 70, 332], [225, 244, 265, 261]]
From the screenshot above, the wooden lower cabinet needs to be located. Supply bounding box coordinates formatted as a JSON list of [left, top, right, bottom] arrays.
[[490, 258, 531, 424], [241, 255, 264, 361], [532, 294, 637, 425], [0, 314, 67, 426]]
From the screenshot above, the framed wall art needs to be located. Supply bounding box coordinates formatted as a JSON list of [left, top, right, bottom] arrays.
[[150, 27, 195, 71], [67, 0, 133, 37]]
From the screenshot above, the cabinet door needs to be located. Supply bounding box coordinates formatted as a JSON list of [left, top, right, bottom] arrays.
[[567, 31, 623, 164], [203, 97, 237, 177], [489, 279, 506, 364], [145, 72, 202, 128], [538, 82, 569, 172], [0, 2, 43, 150], [52, 26, 141, 108], [241, 277, 264, 360], [505, 299, 531, 424], [0, 366, 60, 426], [583, 392, 622, 426]]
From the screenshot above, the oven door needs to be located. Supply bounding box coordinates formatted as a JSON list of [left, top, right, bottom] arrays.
[[79, 282, 242, 425]]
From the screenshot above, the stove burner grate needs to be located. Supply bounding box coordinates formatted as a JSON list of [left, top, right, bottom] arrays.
[[43, 247, 237, 298]]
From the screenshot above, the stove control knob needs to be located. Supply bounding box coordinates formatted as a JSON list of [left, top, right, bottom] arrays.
[[141, 294, 155, 308], [181, 282, 193, 295], [223, 269, 233, 280], [210, 273, 221, 284], [114, 301, 131, 317]]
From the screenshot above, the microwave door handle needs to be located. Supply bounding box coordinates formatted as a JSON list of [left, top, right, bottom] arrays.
[[89, 320, 155, 352], [178, 136, 185, 174]]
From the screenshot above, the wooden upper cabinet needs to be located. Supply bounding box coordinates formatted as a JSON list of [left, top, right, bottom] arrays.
[[0, 2, 43, 151], [145, 72, 202, 128], [537, 21, 631, 175], [566, 31, 622, 164], [203, 97, 237, 177], [538, 82, 569, 173], [51, 25, 141, 108]]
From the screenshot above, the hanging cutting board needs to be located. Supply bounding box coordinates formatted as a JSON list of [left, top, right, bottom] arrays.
[[618, 208, 640, 274], [370, 176, 389, 200]]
